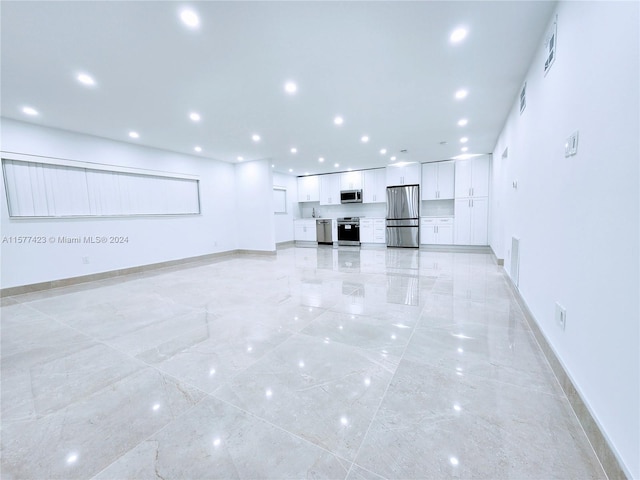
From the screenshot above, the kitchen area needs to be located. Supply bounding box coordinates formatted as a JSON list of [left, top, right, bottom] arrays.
[[292, 156, 490, 249]]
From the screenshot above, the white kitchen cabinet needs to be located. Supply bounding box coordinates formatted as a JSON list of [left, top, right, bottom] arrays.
[[363, 168, 387, 203], [360, 217, 386, 244], [454, 198, 488, 245], [454, 157, 489, 198], [340, 171, 363, 190], [373, 218, 385, 243], [422, 161, 455, 200], [297, 176, 319, 202], [420, 217, 454, 245], [319, 173, 341, 205], [386, 163, 421, 186], [294, 219, 317, 242], [360, 218, 374, 243]]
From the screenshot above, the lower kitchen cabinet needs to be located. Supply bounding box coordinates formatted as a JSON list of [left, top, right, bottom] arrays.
[[454, 197, 488, 245], [420, 217, 454, 245], [360, 218, 386, 244], [294, 219, 317, 242]]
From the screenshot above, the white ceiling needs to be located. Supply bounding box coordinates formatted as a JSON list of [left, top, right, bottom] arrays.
[[1, 1, 556, 176]]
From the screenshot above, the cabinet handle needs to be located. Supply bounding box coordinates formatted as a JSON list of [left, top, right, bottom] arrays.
[[472, 187, 474, 196], [469, 188, 471, 196]]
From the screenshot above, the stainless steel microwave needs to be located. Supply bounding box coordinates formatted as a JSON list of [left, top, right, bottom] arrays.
[[340, 190, 363, 204]]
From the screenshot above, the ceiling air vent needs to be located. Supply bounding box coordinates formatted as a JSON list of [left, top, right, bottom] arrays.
[[544, 16, 558, 76], [519, 83, 526, 114]]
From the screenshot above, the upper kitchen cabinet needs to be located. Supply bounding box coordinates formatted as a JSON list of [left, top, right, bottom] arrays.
[[386, 163, 421, 186], [362, 168, 386, 203], [319, 173, 341, 205], [454, 157, 490, 198], [297, 175, 319, 202], [340, 171, 363, 191], [421, 161, 455, 200]]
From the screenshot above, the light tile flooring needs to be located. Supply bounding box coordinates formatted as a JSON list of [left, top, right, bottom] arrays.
[[1, 246, 605, 479]]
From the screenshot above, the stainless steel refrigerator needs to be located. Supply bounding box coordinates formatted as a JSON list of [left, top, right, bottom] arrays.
[[386, 185, 420, 248]]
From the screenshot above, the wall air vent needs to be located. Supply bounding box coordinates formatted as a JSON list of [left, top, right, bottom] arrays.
[[510, 236, 521, 287], [544, 16, 557, 76], [519, 83, 526, 114]]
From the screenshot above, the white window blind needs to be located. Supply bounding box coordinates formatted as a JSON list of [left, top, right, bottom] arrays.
[[2, 158, 200, 218]]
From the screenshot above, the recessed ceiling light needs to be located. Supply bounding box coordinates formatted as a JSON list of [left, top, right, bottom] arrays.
[[77, 73, 95, 86], [290, 147, 297, 154], [380, 148, 387, 154], [237, 156, 244, 161], [252, 134, 260, 142], [271, 164, 275, 168], [461, 147, 469, 152], [457, 118, 468, 126], [455, 89, 468, 100], [22, 106, 39, 116], [334, 163, 340, 168], [450, 27, 468, 43], [318, 157, 325, 163], [289, 168, 293, 173], [390, 156, 396, 161], [304, 172, 309, 175], [334, 116, 344, 126], [180, 9, 200, 28], [348, 168, 353, 171], [460, 137, 468, 143], [194, 146, 202, 152], [361, 135, 369, 143], [284, 81, 297, 94], [129, 131, 139, 139], [189, 112, 201, 122]]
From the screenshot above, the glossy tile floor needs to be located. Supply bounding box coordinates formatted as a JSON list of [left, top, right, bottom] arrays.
[[1, 247, 605, 479]]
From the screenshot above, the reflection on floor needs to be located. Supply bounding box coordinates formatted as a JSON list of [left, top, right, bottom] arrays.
[[1, 247, 605, 479]]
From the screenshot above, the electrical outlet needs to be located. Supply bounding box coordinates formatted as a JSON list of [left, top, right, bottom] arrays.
[[82, 256, 90, 264], [555, 302, 566, 331]]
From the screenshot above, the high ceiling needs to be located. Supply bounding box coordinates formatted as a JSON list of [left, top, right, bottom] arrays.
[[1, 1, 556, 176]]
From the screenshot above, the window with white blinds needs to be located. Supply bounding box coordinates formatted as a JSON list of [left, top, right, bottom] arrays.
[[2, 158, 201, 218]]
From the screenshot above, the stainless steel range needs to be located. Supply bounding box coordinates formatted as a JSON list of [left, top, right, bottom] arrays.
[[337, 217, 360, 246]]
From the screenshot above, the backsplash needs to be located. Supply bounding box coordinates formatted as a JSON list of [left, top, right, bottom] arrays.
[[299, 202, 386, 219]]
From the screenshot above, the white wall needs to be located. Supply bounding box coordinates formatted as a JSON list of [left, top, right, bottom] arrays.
[[235, 159, 276, 252], [489, 2, 639, 477], [273, 172, 298, 243], [0, 118, 238, 288]]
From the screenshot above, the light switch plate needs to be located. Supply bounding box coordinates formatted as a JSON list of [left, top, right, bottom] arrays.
[[555, 302, 566, 331], [564, 131, 579, 157]]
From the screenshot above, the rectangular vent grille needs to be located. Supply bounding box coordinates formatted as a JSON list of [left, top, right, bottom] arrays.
[[544, 16, 557, 76], [510, 236, 520, 287]]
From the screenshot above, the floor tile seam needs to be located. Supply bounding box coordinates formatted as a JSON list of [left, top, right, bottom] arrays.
[[413, 318, 532, 334], [497, 272, 610, 479], [206, 329, 301, 398], [291, 329, 404, 369], [204, 391, 355, 476], [410, 359, 567, 400], [348, 462, 387, 479], [9, 307, 220, 406], [343, 309, 423, 480], [87, 394, 215, 480]]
